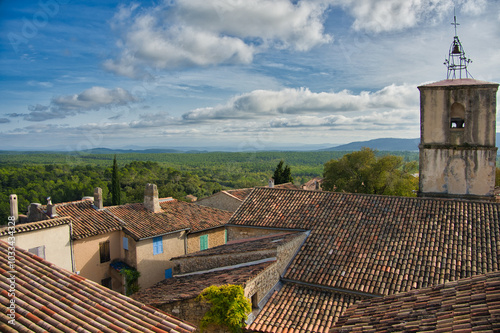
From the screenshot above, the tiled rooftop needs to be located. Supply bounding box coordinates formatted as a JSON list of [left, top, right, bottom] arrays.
[[45, 199, 124, 240], [331, 270, 500, 332], [132, 261, 274, 306], [229, 187, 500, 331], [107, 199, 232, 240], [0, 240, 196, 332], [174, 232, 302, 259], [0, 216, 72, 236], [248, 283, 360, 333], [226, 188, 254, 201]]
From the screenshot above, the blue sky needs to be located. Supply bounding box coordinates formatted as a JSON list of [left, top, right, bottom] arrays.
[[1, 0, 499, 151]]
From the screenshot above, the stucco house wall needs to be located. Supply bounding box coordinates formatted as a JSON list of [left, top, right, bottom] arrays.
[[0, 223, 73, 272], [187, 227, 226, 254], [196, 192, 242, 212], [226, 226, 291, 242], [135, 231, 187, 289], [73, 231, 122, 287]]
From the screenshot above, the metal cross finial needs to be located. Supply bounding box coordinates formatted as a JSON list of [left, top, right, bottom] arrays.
[[452, 8, 460, 37]]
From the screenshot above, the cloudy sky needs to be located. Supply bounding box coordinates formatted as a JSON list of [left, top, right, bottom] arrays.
[[1, 0, 499, 151]]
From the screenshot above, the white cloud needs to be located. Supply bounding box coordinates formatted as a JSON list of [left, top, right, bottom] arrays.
[[270, 109, 419, 128], [23, 87, 137, 121], [106, 0, 332, 76], [339, 0, 453, 33], [182, 84, 418, 122]]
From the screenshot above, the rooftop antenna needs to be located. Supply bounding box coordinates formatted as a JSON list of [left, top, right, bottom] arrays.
[[444, 8, 473, 79]]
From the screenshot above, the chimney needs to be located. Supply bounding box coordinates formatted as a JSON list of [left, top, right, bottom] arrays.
[[46, 197, 58, 218], [144, 183, 161, 213], [9, 194, 18, 223], [268, 178, 275, 188], [94, 187, 103, 209], [27, 203, 43, 222]]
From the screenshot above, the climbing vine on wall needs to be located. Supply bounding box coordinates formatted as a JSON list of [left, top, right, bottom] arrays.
[[120, 267, 140, 296], [197, 284, 252, 333]]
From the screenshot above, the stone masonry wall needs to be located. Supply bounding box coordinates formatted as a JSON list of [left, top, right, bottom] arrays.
[[159, 299, 232, 333], [226, 226, 289, 242], [187, 227, 226, 254], [275, 232, 308, 276], [173, 250, 275, 275]]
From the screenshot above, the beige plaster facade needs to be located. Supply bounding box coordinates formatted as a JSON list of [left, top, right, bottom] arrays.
[[72, 231, 122, 289], [196, 191, 242, 212], [187, 227, 226, 254], [134, 231, 187, 289], [227, 225, 291, 242], [418, 79, 499, 199], [0, 223, 73, 272]]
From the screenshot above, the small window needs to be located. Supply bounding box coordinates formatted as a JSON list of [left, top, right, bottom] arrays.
[[101, 277, 112, 289], [153, 236, 163, 255], [165, 268, 173, 279], [200, 234, 208, 251], [450, 102, 465, 129], [28, 245, 45, 259], [123, 237, 129, 251], [99, 241, 110, 263], [251, 293, 259, 309], [224, 229, 227, 244]]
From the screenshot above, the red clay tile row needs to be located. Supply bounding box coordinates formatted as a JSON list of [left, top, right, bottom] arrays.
[[0, 240, 196, 332], [330, 270, 500, 332], [247, 283, 360, 333]]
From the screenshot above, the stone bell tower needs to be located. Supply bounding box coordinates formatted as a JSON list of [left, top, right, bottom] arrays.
[[418, 14, 499, 200]]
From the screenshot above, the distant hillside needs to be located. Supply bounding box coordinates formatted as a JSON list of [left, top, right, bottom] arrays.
[[322, 138, 420, 151], [83, 148, 185, 154]]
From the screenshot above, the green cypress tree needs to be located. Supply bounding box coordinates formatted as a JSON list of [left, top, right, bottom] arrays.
[[111, 155, 121, 205], [273, 160, 293, 185]]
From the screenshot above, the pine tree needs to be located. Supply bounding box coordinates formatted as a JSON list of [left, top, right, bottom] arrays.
[[273, 160, 293, 185], [111, 155, 121, 205]]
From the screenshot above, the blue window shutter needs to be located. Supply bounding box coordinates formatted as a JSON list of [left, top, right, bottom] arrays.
[[123, 237, 128, 250], [153, 236, 163, 255], [165, 268, 172, 279], [200, 234, 208, 251]]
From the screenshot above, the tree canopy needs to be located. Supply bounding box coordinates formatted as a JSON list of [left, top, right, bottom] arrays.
[[197, 284, 252, 333], [273, 160, 293, 185], [322, 148, 418, 197]]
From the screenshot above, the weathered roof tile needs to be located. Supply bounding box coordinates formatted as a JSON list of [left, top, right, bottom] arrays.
[[0, 240, 196, 332]]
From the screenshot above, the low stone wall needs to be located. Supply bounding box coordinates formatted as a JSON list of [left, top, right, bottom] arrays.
[[226, 226, 290, 242], [159, 299, 234, 333], [173, 250, 275, 275], [275, 232, 307, 276]]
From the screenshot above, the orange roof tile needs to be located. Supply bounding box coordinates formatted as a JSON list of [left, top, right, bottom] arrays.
[[132, 261, 274, 306], [0, 216, 72, 236], [331, 270, 500, 332], [46, 200, 124, 240], [107, 199, 232, 240], [247, 283, 360, 333], [0, 240, 196, 332], [229, 187, 500, 331]]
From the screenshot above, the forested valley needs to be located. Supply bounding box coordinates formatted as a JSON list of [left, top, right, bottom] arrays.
[[0, 150, 420, 224]]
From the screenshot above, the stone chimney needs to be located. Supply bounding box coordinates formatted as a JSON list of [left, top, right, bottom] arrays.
[[46, 197, 58, 218], [268, 178, 275, 188], [9, 194, 18, 222], [94, 187, 103, 209], [144, 183, 161, 213], [27, 203, 44, 222]]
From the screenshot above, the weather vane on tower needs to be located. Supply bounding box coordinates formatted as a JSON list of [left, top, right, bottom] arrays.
[[444, 9, 473, 79]]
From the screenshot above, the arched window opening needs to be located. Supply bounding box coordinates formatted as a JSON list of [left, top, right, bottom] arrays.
[[450, 102, 465, 129]]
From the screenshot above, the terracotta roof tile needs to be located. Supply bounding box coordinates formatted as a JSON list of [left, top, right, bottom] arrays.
[[107, 199, 232, 240], [247, 283, 360, 333], [0, 216, 72, 236], [45, 200, 124, 240], [132, 261, 274, 306], [0, 240, 196, 332], [230, 188, 500, 331], [331, 270, 500, 332], [226, 188, 254, 201]]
